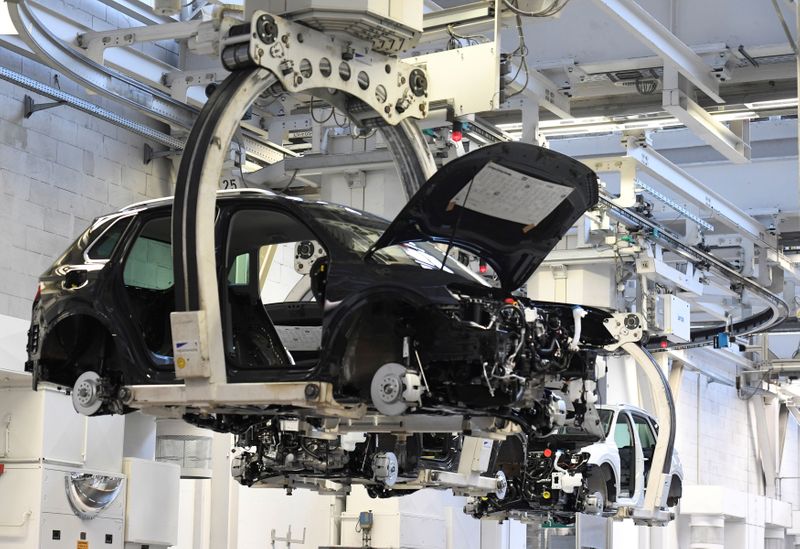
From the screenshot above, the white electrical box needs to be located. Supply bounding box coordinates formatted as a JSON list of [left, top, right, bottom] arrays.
[[258, 0, 423, 53], [123, 458, 180, 547], [0, 387, 124, 471], [654, 294, 691, 343], [457, 437, 493, 475]]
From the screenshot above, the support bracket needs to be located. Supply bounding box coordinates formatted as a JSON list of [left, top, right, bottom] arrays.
[[143, 143, 180, 165], [23, 93, 65, 118]]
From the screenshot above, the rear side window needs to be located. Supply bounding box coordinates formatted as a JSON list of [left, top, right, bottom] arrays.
[[228, 253, 250, 286], [123, 217, 173, 290], [86, 217, 131, 260]]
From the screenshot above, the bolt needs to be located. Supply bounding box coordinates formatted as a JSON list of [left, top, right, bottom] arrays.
[[304, 384, 320, 400], [297, 33, 304, 43]]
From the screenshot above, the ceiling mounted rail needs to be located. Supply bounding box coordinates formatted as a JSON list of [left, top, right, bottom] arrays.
[[0, 65, 184, 149], [7, 0, 198, 128], [5, 0, 296, 164]]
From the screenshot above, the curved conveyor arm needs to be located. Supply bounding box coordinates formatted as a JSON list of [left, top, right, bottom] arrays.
[[621, 342, 676, 524], [171, 68, 437, 388], [379, 122, 438, 197]]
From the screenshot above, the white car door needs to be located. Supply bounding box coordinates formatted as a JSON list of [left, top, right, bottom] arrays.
[[630, 412, 659, 501], [612, 410, 646, 507]]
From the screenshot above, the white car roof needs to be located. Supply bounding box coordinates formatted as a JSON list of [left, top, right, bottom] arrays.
[[596, 403, 654, 419]]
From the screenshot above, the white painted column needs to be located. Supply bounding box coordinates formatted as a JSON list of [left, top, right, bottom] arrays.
[[208, 432, 237, 549], [689, 515, 724, 549]]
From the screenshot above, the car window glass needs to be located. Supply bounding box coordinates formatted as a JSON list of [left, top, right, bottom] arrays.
[[86, 217, 131, 260], [123, 217, 173, 290], [598, 408, 614, 437], [228, 252, 250, 286], [614, 414, 633, 447], [632, 414, 657, 450]]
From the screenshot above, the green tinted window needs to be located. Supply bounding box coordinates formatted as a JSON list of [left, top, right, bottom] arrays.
[[228, 253, 250, 285], [614, 414, 633, 448], [632, 414, 657, 450], [123, 217, 173, 290]]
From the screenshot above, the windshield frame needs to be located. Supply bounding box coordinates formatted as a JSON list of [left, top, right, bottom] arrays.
[[303, 201, 491, 287]]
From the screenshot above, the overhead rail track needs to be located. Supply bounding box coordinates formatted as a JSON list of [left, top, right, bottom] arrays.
[[6, 0, 296, 165], [0, 65, 184, 149], [7, 0, 197, 128], [600, 196, 789, 347]]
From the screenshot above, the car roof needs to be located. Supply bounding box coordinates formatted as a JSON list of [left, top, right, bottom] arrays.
[[596, 403, 654, 418], [118, 188, 282, 212]]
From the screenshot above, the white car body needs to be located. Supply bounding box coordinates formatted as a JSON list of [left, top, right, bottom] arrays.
[[581, 403, 683, 512]]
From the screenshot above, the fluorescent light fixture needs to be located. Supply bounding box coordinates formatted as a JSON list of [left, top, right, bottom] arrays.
[[709, 111, 757, 122], [495, 122, 523, 131], [514, 109, 758, 138], [744, 98, 798, 110]]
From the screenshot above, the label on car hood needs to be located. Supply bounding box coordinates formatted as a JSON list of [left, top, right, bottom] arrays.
[[370, 142, 599, 291], [450, 162, 574, 228]]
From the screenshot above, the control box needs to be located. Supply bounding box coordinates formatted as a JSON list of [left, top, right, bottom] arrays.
[[653, 294, 691, 343]]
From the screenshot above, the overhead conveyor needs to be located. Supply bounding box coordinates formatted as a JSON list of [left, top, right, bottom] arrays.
[[110, 7, 678, 524], [14, 0, 791, 525], [5, 0, 297, 165]]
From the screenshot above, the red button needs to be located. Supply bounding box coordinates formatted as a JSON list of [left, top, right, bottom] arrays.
[[543, 448, 553, 458]]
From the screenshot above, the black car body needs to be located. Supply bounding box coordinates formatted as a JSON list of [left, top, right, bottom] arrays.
[[27, 143, 628, 518], [28, 142, 612, 405]]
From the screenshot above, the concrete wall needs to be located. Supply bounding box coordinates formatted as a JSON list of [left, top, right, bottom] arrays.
[[0, 47, 173, 320]]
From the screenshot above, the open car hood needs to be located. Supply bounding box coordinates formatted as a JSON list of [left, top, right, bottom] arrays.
[[371, 142, 599, 291]]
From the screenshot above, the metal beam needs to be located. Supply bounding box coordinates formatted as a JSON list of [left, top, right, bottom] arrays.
[[662, 68, 751, 164], [77, 20, 203, 64], [626, 145, 774, 248], [8, 0, 197, 128], [7, 0, 296, 165], [506, 66, 571, 119], [749, 399, 778, 498], [592, 0, 723, 103], [97, 0, 174, 26]]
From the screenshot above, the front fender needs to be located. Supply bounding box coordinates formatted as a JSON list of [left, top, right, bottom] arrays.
[[583, 442, 621, 499]]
